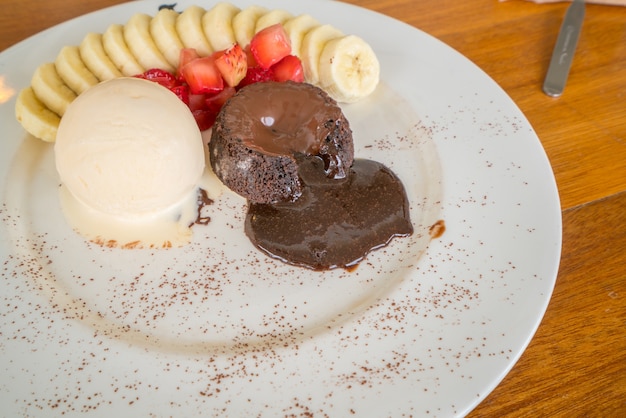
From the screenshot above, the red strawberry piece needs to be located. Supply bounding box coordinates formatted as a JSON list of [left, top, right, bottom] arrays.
[[243, 45, 258, 67], [177, 48, 201, 80], [214, 44, 248, 87], [271, 55, 305, 83], [187, 93, 208, 112], [180, 56, 224, 94], [249, 24, 292, 69], [192, 108, 218, 131], [169, 85, 189, 105], [205, 86, 236, 112], [238, 66, 274, 88], [135, 68, 178, 89]]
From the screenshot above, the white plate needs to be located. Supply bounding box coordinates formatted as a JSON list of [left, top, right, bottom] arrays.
[[0, 0, 561, 416]]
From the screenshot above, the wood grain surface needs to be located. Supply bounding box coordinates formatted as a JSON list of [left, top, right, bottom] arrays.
[[1, 0, 624, 416]]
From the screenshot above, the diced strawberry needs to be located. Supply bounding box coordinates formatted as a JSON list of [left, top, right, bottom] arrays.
[[271, 55, 305, 83], [135, 68, 178, 89], [192, 108, 218, 131], [205, 86, 236, 112], [177, 48, 201, 80], [238, 66, 274, 88], [130, 31, 307, 132], [169, 85, 189, 105], [187, 93, 208, 112], [180, 56, 224, 94], [214, 44, 248, 87], [249, 24, 292, 69], [243, 45, 258, 67]]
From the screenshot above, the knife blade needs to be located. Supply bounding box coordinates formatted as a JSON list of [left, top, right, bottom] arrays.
[[542, 0, 585, 97]]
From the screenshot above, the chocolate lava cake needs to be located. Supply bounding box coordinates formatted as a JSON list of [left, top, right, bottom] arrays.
[[209, 81, 354, 204]]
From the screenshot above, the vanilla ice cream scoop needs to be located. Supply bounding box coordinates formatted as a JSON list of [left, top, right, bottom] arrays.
[[55, 77, 204, 219], [54, 77, 207, 248]]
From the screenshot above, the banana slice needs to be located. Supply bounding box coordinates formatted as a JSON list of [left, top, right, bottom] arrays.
[[124, 13, 174, 72], [318, 35, 380, 103], [232, 5, 268, 48], [102, 24, 144, 76], [150, 8, 184, 68], [15, 87, 60, 142], [300, 24, 343, 85], [202, 2, 240, 51], [79, 32, 123, 81], [55, 45, 99, 95], [30, 62, 76, 117], [176, 5, 213, 57], [255, 9, 293, 33], [283, 14, 321, 59]]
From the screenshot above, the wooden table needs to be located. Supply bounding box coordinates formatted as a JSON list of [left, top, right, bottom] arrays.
[[1, 0, 624, 416]]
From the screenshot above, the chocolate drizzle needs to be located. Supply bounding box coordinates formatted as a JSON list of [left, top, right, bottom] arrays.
[[191, 188, 213, 226]]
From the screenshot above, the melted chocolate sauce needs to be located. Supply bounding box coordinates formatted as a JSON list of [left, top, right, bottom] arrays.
[[429, 219, 446, 239], [245, 157, 413, 270], [192, 188, 214, 226]]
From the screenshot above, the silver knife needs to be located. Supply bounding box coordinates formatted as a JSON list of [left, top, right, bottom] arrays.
[[542, 0, 586, 97]]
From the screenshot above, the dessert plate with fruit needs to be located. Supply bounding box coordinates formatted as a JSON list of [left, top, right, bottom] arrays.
[[0, 0, 561, 417]]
